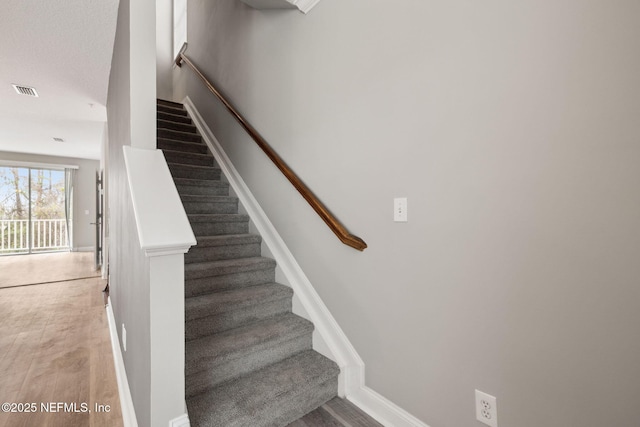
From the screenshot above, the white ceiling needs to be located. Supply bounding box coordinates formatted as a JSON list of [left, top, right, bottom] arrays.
[[0, 0, 119, 160]]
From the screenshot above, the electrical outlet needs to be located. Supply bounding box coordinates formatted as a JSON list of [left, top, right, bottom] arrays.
[[475, 389, 497, 427], [122, 324, 127, 352]]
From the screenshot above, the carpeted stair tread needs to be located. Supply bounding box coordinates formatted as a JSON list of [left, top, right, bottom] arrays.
[[182, 196, 238, 214], [183, 198, 238, 215], [187, 350, 340, 427], [163, 148, 211, 157], [157, 103, 188, 117], [163, 150, 215, 167], [158, 128, 202, 142], [157, 118, 198, 134], [187, 213, 249, 223], [186, 283, 293, 321], [175, 176, 227, 186], [158, 138, 209, 154], [168, 161, 219, 170], [194, 234, 262, 248], [188, 215, 250, 237], [157, 105, 189, 117], [158, 111, 192, 124], [181, 194, 237, 203], [186, 313, 313, 375], [186, 234, 262, 263], [185, 257, 276, 280], [175, 177, 229, 191], [185, 283, 293, 339], [157, 98, 184, 108], [168, 162, 221, 180], [185, 287, 292, 340]]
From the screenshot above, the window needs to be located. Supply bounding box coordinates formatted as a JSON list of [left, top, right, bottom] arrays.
[[0, 166, 72, 254]]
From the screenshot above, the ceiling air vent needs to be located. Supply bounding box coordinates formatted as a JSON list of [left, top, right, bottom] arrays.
[[12, 84, 39, 97]]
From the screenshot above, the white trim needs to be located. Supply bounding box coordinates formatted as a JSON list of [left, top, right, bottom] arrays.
[[349, 386, 431, 427], [183, 97, 430, 427], [143, 244, 191, 257], [122, 146, 196, 257], [0, 159, 79, 170], [106, 297, 139, 427], [287, 0, 322, 14], [238, 0, 321, 14], [169, 413, 190, 427]]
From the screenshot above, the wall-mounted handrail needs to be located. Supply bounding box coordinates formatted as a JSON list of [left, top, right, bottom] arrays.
[[177, 53, 367, 251]]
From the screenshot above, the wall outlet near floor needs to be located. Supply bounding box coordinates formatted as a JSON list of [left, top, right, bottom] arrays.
[[475, 389, 497, 427], [122, 324, 127, 352]]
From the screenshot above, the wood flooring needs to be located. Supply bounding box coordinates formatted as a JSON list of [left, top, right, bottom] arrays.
[[0, 253, 122, 427], [0, 253, 382, 427], [0, 252, 99, 289], [287, 397, 385, 427]]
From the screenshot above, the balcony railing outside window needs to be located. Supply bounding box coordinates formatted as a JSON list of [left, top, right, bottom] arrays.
[[0, 219, 68, 254]]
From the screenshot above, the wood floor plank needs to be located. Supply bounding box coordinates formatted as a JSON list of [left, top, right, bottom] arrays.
[[0, 252, 99, 289], [286, 397, 385, 427], [0, 256, 123, 427], [324, 397, 385, 427], [288, 405, 345, 426]]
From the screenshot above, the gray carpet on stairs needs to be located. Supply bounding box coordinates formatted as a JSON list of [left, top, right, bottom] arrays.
[[157, 99, 339, 427]]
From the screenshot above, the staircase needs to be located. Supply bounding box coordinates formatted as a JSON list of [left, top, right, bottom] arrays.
[[156, 99, 340, 427]]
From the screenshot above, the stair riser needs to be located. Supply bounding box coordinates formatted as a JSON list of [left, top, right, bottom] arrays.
[[190, 221, 248, 236], [158, 111, 192, 124], [158, 139, 209, 154], [157, 99, 183, 107], [186, 352, 339, 427], [157, 104, 188, 116], [168, 164, 220, 180], [269, 378, 338, 427], [163, 151, 215, 167], [186, 259, 275, 281], [186, 298, 292, 341], [183, 200, 238, 215], [185, 268, 275, 297], [157, 120, 198, 134], [186, 334, 312, 396], [176, 184, 229, 197], [158, 128, 201, 143], [185, 242, 261, 263]]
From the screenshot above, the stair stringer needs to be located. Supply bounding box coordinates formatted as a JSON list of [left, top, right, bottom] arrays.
[[182, 96, 362, 398]]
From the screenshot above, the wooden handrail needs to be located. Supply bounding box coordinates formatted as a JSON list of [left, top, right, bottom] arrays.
[[177, 53, 367, 251]]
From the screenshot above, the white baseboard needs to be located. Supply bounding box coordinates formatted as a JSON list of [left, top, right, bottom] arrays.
[[169, 413, 190, 427], [106, 297, 139, 427], [183, 97, 428, 427], [349, 386, 431, 427]]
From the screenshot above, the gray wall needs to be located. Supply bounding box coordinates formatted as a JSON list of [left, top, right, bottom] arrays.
[[156, 0, 174, 100], [173, 1, 640, 426], [106, 0, 156, 425], [0, 150, 99, 251]]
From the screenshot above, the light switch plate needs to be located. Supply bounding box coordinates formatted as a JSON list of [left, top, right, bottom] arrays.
[[394, 197, 408, 222]]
